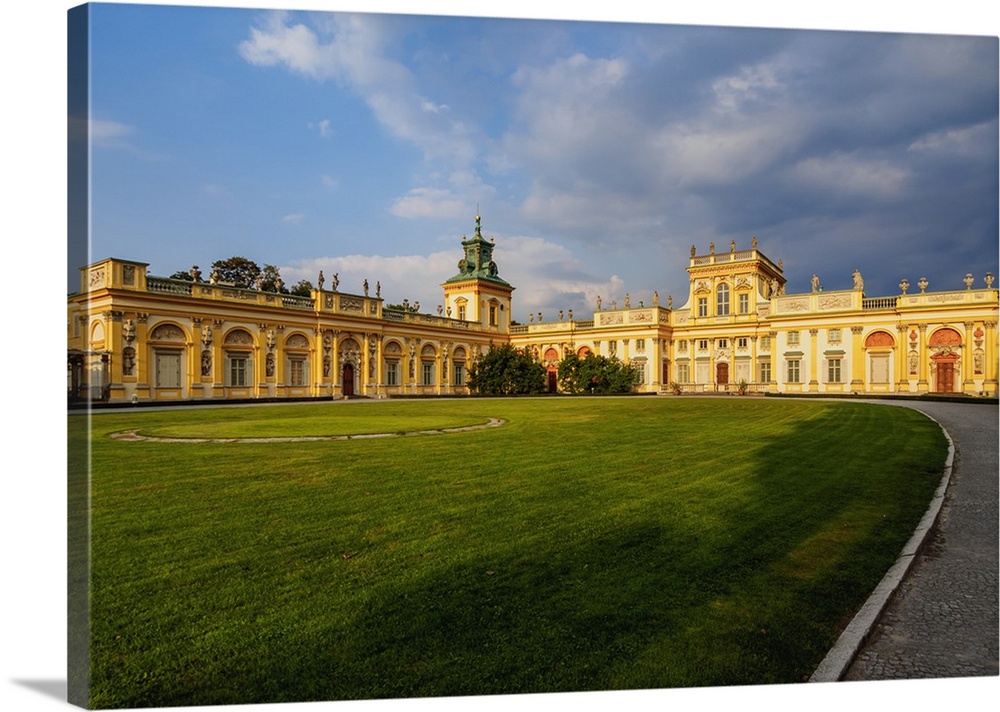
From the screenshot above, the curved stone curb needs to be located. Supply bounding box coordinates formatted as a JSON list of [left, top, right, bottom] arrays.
[[108, 417, 507, 443], [808, 414, 956, 683]]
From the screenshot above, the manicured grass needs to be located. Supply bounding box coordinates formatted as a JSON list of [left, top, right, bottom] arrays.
[[78, 397, 947, 707]]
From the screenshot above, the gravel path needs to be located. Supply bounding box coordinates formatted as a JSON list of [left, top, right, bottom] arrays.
[[841, 400, 998, 681]]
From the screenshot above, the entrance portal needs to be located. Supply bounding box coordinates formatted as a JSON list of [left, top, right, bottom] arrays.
[[342, 362, 355, 396], [716, 362, 729, 387], [935, 360, 955, 393]]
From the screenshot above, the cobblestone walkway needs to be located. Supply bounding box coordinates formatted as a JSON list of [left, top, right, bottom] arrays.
[[843, 401, 998, 681]]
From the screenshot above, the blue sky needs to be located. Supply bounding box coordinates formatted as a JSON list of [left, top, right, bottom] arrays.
[[73, 1, 998, 324]]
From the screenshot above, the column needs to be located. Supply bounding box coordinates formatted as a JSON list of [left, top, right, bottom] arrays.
[[103, 310, 125, 401], [963, 322, 976, 390], [808, 328, 819, 392], [211, 319, 225, 398], [768, 331, 777, 391], [917, 324, 929, 392], [896, 325, 909, 392], [984, 321, 998, 394], [135, 313, 151, 400], [850, 326, 864, 390]]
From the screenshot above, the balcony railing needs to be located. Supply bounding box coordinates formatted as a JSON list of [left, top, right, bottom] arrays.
[[862, 296, 898, 311]]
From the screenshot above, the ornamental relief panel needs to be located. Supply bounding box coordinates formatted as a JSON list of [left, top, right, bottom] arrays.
[[818, 294, 852, 310], [149, 323, 185, 342], [599, 312, 624, 325], [628, 310, 653, 323], [339, 338, 361, 364], [864, 331, 895, 348], [778, 297, 809, 312], [224, 329, 254, 346], [285, 333, 309, 349], [340, 297, 364, 312], [928, 327, 962, 346]]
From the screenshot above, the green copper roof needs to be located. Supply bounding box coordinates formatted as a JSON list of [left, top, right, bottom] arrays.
[[443, 215, 513, 287]]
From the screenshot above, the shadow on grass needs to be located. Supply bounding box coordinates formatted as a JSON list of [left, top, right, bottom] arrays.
[[86, 400, 947, 708]]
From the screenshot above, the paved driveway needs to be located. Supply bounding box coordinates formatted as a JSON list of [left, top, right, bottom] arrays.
[[843, 400, 998, 680]]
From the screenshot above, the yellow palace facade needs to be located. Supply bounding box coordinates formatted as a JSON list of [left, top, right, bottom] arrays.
[[68, 219, 998, 403]]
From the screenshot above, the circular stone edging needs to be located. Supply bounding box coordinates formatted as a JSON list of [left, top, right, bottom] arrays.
[[108, 417, 507, 443]]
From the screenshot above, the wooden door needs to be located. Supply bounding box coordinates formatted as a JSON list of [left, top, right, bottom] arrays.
[[342, 363, 354, 396], [936, 362, 954, 393], [716, 362, 729, 386]]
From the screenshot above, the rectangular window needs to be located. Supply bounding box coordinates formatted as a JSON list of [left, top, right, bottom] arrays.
[[716, 285, 730, 316], [677, 363, 690, 384], [678, 339, 688, 351], [453, 362, 465, 386], [759, 362, 771, 383], [609, 340, 617, 354], [229, 355, 248, 387], [155, 351, 181, 388], [760, 336, 771, 351], [787, 331, 800, 346], [737, 337, 748, 350], [458, 305, 466, 321], [827, 358, 842, 383], [289, 358, 306, 386], [636, 339, 645, 352], [698, 298, 708, 317], [489, 305, 497, 326], [828, 328, 842, 343], [739, 293, 749, 314], [717, 339, 728, 349], [697, 339, 709, 351], [787, 359, 801, 383], [422, 362, 434, 386], [386, 361, 399, 386]]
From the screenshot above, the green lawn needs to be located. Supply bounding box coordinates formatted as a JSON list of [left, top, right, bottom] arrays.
[[72, 397, 947, 707]]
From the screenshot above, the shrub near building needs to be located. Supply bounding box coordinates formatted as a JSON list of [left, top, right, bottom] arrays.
[[467, 344, 547, 395], [558, 352, 638, 395]]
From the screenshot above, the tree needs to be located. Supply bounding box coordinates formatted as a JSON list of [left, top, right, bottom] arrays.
[[558, 352, 637, 395], [210, 256, 261, 288], [289, 279, 314, 297], [467, 344, 546, 395], [259, 264, 284, 293]]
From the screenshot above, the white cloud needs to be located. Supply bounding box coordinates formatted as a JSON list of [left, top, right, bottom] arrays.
[[908, 119, 998, 158], [240, 12, 476, 164], [89, 118, 134, 144], [312, 118, 332, 137], [391, 188, 467, 219], [711, 63, 782, 113], [282, 213, 305, 224], [786, 152, 909, 199]]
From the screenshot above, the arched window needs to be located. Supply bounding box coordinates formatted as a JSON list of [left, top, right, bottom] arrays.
[[716, 283, 730, 316]]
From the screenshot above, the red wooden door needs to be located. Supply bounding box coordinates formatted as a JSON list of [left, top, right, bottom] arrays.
[[936, 362, 954, 393]]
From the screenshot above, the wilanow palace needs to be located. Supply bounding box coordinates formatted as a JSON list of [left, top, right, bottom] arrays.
[[68, 217, 998, 403]]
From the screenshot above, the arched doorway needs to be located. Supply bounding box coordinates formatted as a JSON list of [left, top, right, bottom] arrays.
[[932, 354, 957, 393], [544, 347, 559, 393], [342, 362, 355, 396], [928, 328, 962, 394]]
